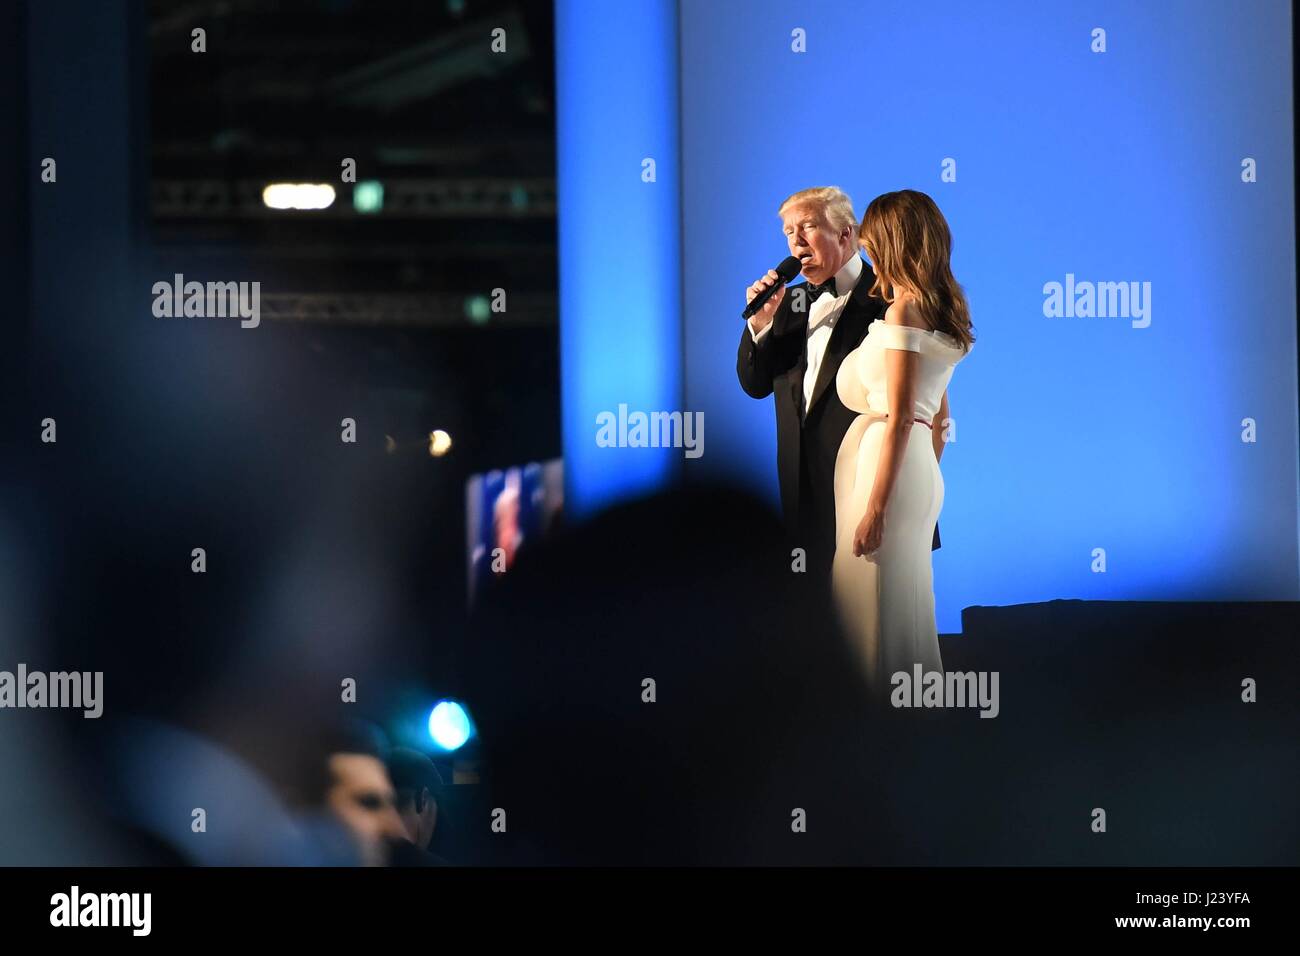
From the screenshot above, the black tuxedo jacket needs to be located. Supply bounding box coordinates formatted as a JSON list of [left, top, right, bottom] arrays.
[[736, 257, 940, 560]]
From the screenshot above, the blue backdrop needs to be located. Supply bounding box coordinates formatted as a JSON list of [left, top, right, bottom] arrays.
[[556, 0, 683, 518], [560, 0, 1298, 632]]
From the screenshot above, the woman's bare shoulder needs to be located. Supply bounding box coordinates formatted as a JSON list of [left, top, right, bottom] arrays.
[[884, 295, 929, 330]]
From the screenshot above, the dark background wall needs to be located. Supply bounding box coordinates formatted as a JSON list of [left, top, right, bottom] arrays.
[[5, 1, 562, 861]]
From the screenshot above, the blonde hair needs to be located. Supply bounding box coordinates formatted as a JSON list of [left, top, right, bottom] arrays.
[[777, 186, 856, 236], [858, 189, 974, 352]]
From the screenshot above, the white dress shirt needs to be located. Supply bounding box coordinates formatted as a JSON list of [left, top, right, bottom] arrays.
[[748, 252, 864, 413]]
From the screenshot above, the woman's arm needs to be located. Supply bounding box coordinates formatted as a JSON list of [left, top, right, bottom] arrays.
[[853, 300, 922, 556], [865, 346, 917, 514], [932, 389, 949, 464]]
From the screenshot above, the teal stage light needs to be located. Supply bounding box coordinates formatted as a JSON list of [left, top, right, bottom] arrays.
[[427, 700, 472, 752], [353, 180, 383, 214]]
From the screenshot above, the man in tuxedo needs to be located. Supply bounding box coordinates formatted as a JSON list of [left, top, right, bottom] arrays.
[[736, 186, 939, 579]]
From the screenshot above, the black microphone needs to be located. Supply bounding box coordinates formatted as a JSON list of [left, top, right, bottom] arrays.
[[741, 255, 803, 320]]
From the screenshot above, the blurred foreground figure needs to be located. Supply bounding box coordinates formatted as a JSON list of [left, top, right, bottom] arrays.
[[465, 483, 884, 865], [386, 746, 451, 866], [304, 722, 408, 867]]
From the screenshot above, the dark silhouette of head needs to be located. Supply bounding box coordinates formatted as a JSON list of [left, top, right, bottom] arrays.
[[386, 746, 444, 850], [464, 483, 884, 865]]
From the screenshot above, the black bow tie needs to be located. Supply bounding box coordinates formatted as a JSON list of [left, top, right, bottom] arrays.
[[805, 276, 837, 300]]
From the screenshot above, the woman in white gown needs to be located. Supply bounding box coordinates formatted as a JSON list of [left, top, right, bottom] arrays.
[[831, 190, 975, 693]]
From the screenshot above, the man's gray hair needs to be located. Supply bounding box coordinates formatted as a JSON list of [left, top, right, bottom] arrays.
[[777, 186, 857, 235]]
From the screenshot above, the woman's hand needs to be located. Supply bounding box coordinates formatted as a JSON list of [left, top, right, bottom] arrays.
[[853, 505, 886, 557]]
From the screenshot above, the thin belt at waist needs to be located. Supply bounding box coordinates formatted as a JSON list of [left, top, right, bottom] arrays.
[[880, 414, 932, 429]]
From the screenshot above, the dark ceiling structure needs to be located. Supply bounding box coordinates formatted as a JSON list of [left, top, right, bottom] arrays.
[[148, 0, 557, 326]]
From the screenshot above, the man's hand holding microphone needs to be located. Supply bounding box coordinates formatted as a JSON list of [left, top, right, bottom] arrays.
[[742, 254, 803, 336]]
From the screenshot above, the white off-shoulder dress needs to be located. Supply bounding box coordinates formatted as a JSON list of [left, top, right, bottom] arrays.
[[831, 322, 971, 690]]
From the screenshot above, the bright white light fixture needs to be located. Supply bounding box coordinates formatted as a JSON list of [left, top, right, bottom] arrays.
[[262, 183, 336, 211], [428, 429, 452, 457]]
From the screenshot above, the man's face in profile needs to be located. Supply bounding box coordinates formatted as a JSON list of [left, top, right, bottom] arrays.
[[325, 753, 407, 865], [782, 203, 846, 287]]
